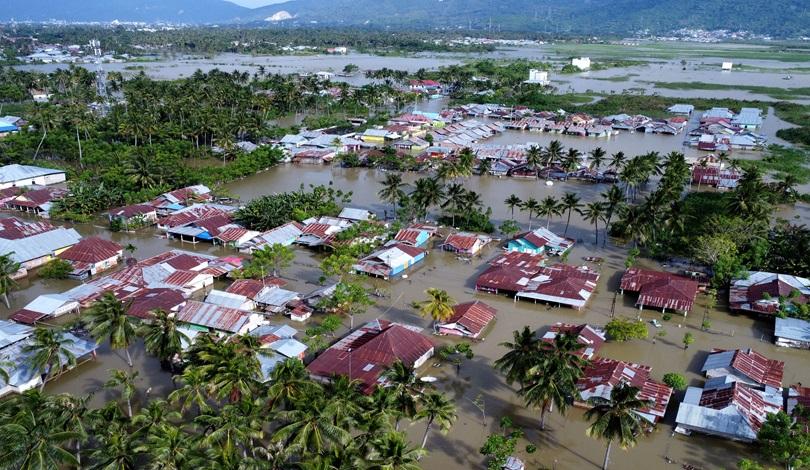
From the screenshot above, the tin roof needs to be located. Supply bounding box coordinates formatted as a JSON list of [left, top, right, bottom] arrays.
[[226, 278, 287, 299], [729, 271, 810, 315], [0, 164, 64, 184], [176, 300, 253, 333], [542, 323, 606, 359], [127, 288, 186, 319], [702, 348, 784, 389], [620, 268, 699, 312], [439, 301, 497, 337], [108, 203, 156, 219], [0, 225, 81, 264], [205, 289, 250, 310], [58, 237, 122, 264]]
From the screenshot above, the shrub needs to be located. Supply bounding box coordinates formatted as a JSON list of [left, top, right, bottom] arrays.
[[604, 317, 648, 342], [39, 259, 73, 279], [663, 373, 687, 390]]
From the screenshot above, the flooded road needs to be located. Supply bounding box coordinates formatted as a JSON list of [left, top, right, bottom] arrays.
[[6, 163, 806, 469]]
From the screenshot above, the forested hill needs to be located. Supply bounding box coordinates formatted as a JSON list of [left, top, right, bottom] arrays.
[[3, 0, 809, 38]]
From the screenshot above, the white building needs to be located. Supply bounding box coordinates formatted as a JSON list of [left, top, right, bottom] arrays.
[[572, 57, 591, 70], [0, 164, 66, 189], [722, 62, 734, 71], [525, 69, 550, 85]]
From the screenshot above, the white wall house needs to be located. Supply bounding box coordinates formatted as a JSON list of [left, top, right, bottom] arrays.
[[572, 57, 591, 70], [526, 69, 550, 85], [0, 164, 66, 189], [722, 62, 733, 71]]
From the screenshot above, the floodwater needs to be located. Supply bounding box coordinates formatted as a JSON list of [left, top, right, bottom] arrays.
[[7, 163, 807, 470], [15, 45, 810, 103]]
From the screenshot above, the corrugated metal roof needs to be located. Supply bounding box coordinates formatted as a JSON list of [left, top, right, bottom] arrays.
[[205, 290, 250, 309], [0, 227, 81, 264], [0, 319, 33, 349], [176, 300, 251, 333], [0, 164, 64, 184]]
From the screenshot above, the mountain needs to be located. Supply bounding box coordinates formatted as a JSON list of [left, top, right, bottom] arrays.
[[1, 0, 250, 24], [2, 0, 808, 37]]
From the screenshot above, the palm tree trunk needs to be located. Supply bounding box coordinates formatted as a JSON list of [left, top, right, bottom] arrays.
[[602, 440, 612, 470], [125, 348, 133, 368], [76, 441, 82, 469], [126, 397, 133, 418], [33, 128, 47, 160], [564, 210, 572, 237], [75, 126, 83, 168], [420, 419, 434, 450], [539, 406, 547, 430], [594, 221, 599, 246], [2, 292, 8, 309]]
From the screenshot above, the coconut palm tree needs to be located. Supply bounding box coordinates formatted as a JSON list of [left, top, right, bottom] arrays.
[[366, 432, 425, 469], [579, 202, 606, 246], [195, 336, 263, 403], [169, 366, 212, 416], [379, 173, 405, 217], [272, 394, 351, 455], [136, 423, 197, 470], [589, 147, 607, 171], [525, 145, 543, 172], [494, 326, 540, 387], [585, 382, 652, 470], [105, 369, 140, 418], [545, 140, 564, 166], [125, 153, 159, 189], [133, 399, 181, 435], [560, 192, 581, 237], [266, 358, 318, 411], [49, 393, 90, 467], [419, 288, 455, 330], [22, 328, 76, 392], [504, 194, 522, 220], [0, 253, 21, 309], [139, 309, 188, 370], [411, 177, 445, 219], [561, 148, 582, 174], [89, 421, 139, 469], [85, 292, 138, 367], [608, 151, 626, 173], [0, 402, 80, 469], [383, 360, 419, 431], [538, 195, 561, 229], [441, 183, 467, 228], [521, 197, 540, 231], [415, 392, 457, 452], [601, 185, 625, 247]]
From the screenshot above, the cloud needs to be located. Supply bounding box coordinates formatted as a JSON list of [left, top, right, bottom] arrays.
[[224, 0, 287, 8]]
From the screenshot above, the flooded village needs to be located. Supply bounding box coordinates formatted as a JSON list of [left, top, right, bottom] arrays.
[[2, 37, 810, 470]]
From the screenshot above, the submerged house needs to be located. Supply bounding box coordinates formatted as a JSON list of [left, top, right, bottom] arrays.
[[701, 348, 783, 390], [475, 252, 546, 295], [729, 271, 810, 316], [57, 237, 123, 279], [576, 357, 673, 424], [176, 300, 265, 336], [619, 268, 699, 315], [441, 232, 491, 256], [0, 218, 81, 275], [0, 164, 66, 190], [541, 323, 605, 359], [107, 204, 159, 228], [353, 243, 426, 280], [507, 227, 575, 256], [5, 187, 67, 217], [238, 222, 304, 253], [514, 264, 600, 310], [436, 301, 497, 339], [10, 294, 80, 325], [307, 320, 434, 394], [393, 227, 432, 247], [774, 317, 810, 349]]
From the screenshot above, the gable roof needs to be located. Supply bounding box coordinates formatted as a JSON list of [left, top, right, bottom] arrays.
[[58, 237, 122, 264], [620, 268, 699, 312], [542, 323, 606, 359], [176, 300, 253, 333], [439, 301, 497, 337], [0, 164, 64, 184], [702, 348, 784, 389]]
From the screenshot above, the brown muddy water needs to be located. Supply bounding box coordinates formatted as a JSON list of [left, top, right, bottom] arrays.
[[3, 163, 808, 470]]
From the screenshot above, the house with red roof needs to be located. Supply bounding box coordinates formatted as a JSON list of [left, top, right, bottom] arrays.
[[307, 320, 434, 394], [440, 232, 491, 256], [514, 264, 600, 310], [729, 271, 810, 316], [176, 300, 265, 336], [57, 237, 123, 279], [507, 227, 575, 256], [576, 357, 673, 424], [150, 184, 212, 216], [541, 323, 606, 359], [436, 301, 497, 339], [5, 187, 67, 217], [475, 252, 545, 295], [702, 348, 784, 390], [676, 380, 783, 442], [620, 268, 699, 314], [126, 288, 187, 319], [393, 227, 432, 247]]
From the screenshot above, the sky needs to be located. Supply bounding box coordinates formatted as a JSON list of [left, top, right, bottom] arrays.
[[225, 0, 287, 8]]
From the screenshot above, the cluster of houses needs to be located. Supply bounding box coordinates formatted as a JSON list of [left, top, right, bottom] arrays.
[[690, 154, 742, 190], [0, 164, 68, 217], [688, 107, 767, 151]]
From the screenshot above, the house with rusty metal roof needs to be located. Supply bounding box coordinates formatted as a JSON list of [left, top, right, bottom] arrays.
[[675, 379, 782, 442], [576, 357, 673, 424], [541, 323, 605, 359], [5, 187, 67, 217], [150, 184, 213, 215], [436, 300, 496, 339], [514, 264, 600, 310], [296, 216, 353, 248], [729, 271, 810, 316], [57, 237, 123, 279], [107, 203, 159, 228], [0, 217, 81, 273], [393, 227, 431, 247], [176, 300, 265, 335], [620, 268, 699, 315], [353, 242, 426, 280], [702, 348, 784, 390], [308, 320, 434, 394], [126, 288, 187, 319], [440, 232, 491, 256], [475, 252, 545, 295], [238, 222, 304, 254]]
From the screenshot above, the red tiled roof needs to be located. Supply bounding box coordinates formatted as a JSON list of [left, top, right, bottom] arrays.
[[729, 348, 784, 389], [58, 237, 122, 264], [441, 301, 496, 337], [620, 268, 699, 312], [308, 322, 433, 394], [126, 288, 186, 319]]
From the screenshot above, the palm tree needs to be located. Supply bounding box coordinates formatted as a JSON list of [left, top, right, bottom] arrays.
[[561, 148, 582, 174], [105, 369, 139, 418], [125, 153, 159, 189], [88, 422, 139, 470], [525, 145, 543, 171], [521, 197, 540, 231], [560, 192, 581, 237], [137, 423, 197, 470], [504, 194, 522, 220], [379, 173, 405, 217], [585, 382, 652, 470], [266, 358, 318, 411], [139, 309, 188, 370], [0, 253, 21, 309], [415, 392, 457, 452], [608, 151, 626, 173], [22, 328, 76, 392], [411, 177, 445, 219], [545, 140, 564, 166], [494, 327, 540, 387], [589, 147, 607, 171], [85, 292, 138, 367], [0, 404, 80, 469], [383, 361, 419, 431], [419, 288, 455, 330], [441, 183, 467, 228], [538, 195, 561, 229], [366, 432, 425, 469], [169, 366, 212, 416], [579, 202, 606, 246], [272, 395, 351, 455], [601, 185, 625, 247], [50, 393, 90, 467]]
